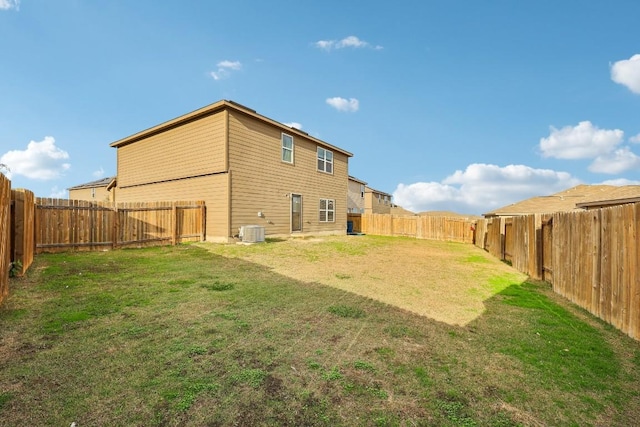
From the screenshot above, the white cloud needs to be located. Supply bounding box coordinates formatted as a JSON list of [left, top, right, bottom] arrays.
[[92, 167, 105, 178], [629, 133, 640, 144], [284, 122, 302, 130], [599, 178, 640, 185], [539, 121, 623, 159], [393, 163, 580, 215], [326, 97, 359, 112], [611, 54, 640, 94], [588, 147, 640, 174], [0, 136, 70, 180], [0, 0, 20, 11], [210, 60, 242, 80], [314, 36, 382, 51], [49, 186, 67, 199]]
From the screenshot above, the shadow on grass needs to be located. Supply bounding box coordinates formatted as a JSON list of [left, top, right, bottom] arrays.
[[0, 244, 638, 427]]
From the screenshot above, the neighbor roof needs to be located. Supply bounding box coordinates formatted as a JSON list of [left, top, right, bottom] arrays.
[[110, 99, 353, 157], [348, 175, 367, 185], [365, 186, 392, 198], [67, 176, 116, 191], [483, 184, 640, 217], [575, 185, 640, 208]]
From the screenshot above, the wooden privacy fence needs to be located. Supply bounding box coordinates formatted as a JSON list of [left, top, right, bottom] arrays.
[[347, 213, 362, 233], [0, 174, 10, 305], [12, 189, 35, 276], [35, 199, 206, 253], [360, 213, 475, 243], [475, 203, 640, 340]]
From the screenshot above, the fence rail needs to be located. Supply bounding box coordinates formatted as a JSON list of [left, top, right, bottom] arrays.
[[35, 199, 206, 253]]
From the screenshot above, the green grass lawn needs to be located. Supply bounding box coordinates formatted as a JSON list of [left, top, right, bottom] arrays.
[[1, 236, 639, 426]]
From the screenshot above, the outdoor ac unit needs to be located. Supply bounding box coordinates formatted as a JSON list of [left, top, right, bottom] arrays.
[[240, 225, 265, 243]]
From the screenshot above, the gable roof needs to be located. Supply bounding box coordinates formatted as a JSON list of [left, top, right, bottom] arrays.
[[348, 175, 367, 185], [483, 184, 640, 217], [365, 186, 392, 198], [110, 99, 353, 157], [67, 176, 116, 191]]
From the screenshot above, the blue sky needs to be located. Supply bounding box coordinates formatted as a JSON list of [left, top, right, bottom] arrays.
[[1, 1, 639, 215]]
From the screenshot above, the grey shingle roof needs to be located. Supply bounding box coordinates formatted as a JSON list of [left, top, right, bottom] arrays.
[[483, 185, 640, 217]]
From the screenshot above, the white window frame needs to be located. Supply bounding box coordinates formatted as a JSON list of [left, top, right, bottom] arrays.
[[360, 184, 365, 198], [319, 198, 335, 222], [317, 147, 333, 174], [282, 133, 294, 164]]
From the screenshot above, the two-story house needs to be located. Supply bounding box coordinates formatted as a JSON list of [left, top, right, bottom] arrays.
[[347, 176, 367, 213], [347, 176, 393, 215], [109, 100, 352, 242], [67, 176, 116, 202]]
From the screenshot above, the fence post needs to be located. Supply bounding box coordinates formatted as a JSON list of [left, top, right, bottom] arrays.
[[199, 201, 206, 241], [112, 205, 119, 249], [172, 203, 178, 246]]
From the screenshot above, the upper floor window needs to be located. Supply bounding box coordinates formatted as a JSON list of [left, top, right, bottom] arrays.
[[91, 188, 96, 198], [360, 185, 365, 198], [317, 147, 333, 174], [282, 133, 294, 163], [319, 198, 335, 222]]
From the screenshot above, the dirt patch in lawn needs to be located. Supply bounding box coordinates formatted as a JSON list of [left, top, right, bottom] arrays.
[[200, 235, 526, 326]]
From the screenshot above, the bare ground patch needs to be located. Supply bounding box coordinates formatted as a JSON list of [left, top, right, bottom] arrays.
[[199, 235, 527, 326]]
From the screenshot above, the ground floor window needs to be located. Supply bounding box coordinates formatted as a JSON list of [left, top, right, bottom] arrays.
[[319, 198, 335, 222]]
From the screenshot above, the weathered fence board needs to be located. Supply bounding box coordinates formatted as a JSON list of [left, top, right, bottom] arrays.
[[11, 189, 35, 275], [360, 213, 475, 243], [35, 199, 205, 253], [0, 174, 10, 305], [478, 202, 640, 340]]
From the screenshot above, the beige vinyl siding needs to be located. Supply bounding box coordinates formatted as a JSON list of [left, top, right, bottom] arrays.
[[347, 179, 365, 213], [117, 113, 226, 187], [69, 186, 113, 202], [365, 191, 391, 215], [116, 174, 229, 241], [227, 111, 348, 236]]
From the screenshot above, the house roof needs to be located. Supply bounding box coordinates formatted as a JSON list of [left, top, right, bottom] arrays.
[[575, 185, 640, 208], [110, 99, 353, 157], [365, 186, 392, 198], [67, 176, 116, 191], [483, 184, 640, 217], [348, 176, 367, 185]]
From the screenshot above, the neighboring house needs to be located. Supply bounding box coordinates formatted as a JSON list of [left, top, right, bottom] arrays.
[[67, 176, 116, 202], [364, 186, 392, 215], [347, 176, 367, 213], [110, 100, 353, 242], [483, 184, 640, 217]]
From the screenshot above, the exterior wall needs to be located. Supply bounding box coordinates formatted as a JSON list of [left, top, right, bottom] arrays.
[[69, 186, 113, 202], [365, 190, 392, 214], [116, 111, 229, 241], [347, 179, 365, 213], [115, 174, 229, 242], [227, 111, 348, 237], [117, 113, 226, 188]]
